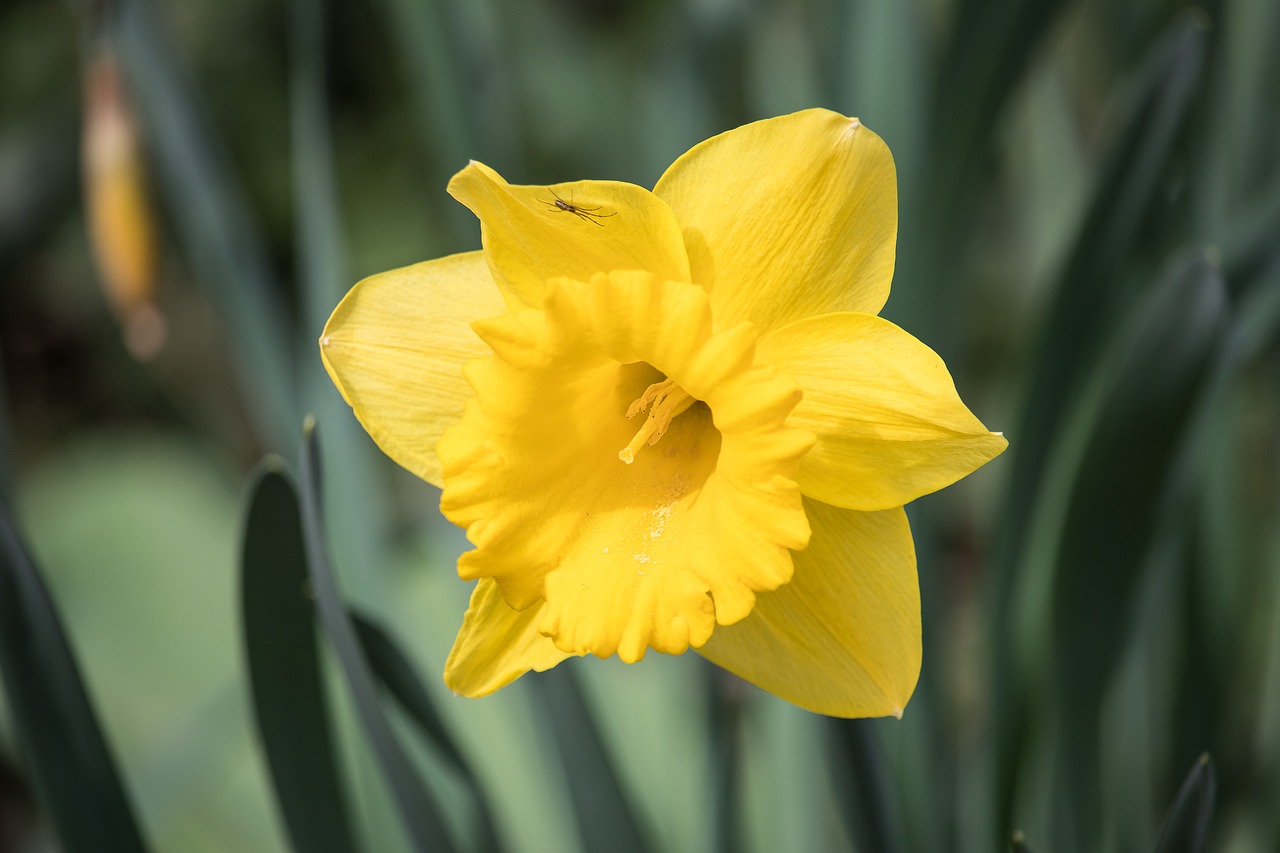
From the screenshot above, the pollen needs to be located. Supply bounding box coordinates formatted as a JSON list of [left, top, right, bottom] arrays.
[[618, 378, 696, 464]]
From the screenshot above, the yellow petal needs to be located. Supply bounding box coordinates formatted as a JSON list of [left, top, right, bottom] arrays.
[[320, 251, 505, 489], [447, 161, 692, 309], [444, 579, 577, 697], [654, 108, 897, 334], [758, 312, 1007, 511], [698, 500, 919, 718], [436, 272, 811, 664]]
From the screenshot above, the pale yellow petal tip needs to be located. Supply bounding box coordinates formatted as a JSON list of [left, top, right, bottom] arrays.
[[447, 160, 496, 198], [454, 159, 499, 181], [442, 667, 488, 699], [892, 706, 904, 720]]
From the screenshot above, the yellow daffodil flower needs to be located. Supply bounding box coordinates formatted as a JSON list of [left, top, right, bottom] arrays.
[[320, 108, 1006, 718]]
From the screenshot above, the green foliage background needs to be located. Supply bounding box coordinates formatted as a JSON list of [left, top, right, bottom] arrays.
[[1, 0, 1278, 851]]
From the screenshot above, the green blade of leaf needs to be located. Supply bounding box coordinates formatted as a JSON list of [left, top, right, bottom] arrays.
[[995, 11, 1210, 591], [987, 14, 1210, 841], [1219, 180, 1280, 282], [1196, 0, 1280, 274], [350, 610, 502, 853], [111, 0, 298, 449], [1152, 753, 1216, 853], [706, 667, 744, 853], [290, 0, 390, 611], [828, 718, 906, 853], [370, 0, 468, 167], [367, 0, 477, 244], [240, 457, 357, 853], [291, 0, 347, 332], [0, 344, 10, 498], [1161, 257, 1280, 827], [1223, 253, 1280, 365], [298, 419, 457, 853], [529, 666, 652, 853], [349, 611, 464, 773], [0, 502, 149, 853], [1043, 249, 1227, 840], [893, 0, 1073, 340]]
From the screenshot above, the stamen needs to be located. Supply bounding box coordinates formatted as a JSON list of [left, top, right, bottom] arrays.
[[619, 378, 696, 464]]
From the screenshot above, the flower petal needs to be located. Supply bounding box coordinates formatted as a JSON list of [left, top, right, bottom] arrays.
[[758, 312, 1007, 511], [447, 161, 692, 309], [444, 579, 577, 697], [654, 108, 897, 334], [320, 251, 505, 489], [698, 500, 919, 718]]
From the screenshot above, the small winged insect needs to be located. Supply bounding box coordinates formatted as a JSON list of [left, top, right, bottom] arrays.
[[544, 189, 616, 226]]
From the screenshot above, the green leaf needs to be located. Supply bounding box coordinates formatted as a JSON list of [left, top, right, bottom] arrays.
[[529, 666, 653, 853], [350, 612, 464, 772], [996, 10, 1210, 605], [1224, 254, 1280, 364], [298, 418, 457, 852], [893, 0, 1073, 339], [987, 14, 1210, 841], [367, 0, 478, 244], [833, 0, 925, 187], [240, 458, 357, 853], [1198, 0, 1280, 273], [290, 0, 347, 334], [110, 0, 298, 449], [1152, 753, 1216, 853], [1044, 249, 1227, 841], [706, 667, 744, 853], [828, 718, 905, 853], [290, 0, 390, 611], [350, 610, 502, 853], [0, 502, 149, 853], [0, 345, 10, 497]]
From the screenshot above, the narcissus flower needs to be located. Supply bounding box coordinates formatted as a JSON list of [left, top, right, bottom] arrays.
[[321, 109, 1006, 718]]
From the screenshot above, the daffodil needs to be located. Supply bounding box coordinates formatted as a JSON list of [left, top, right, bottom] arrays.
[[321, 108, 1006, 718]]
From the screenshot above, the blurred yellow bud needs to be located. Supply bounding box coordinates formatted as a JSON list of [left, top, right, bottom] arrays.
[[83, 49, 166, 359]]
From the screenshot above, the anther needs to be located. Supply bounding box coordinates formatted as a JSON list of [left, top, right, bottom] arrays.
[[619, 378, 695, 464]]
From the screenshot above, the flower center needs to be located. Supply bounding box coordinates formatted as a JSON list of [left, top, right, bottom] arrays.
[[619, 377, 696, 464], [437, 272, 814, 663]]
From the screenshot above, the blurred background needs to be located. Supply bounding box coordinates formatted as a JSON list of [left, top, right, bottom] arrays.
[[1, 0, 1277, 851]]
